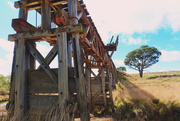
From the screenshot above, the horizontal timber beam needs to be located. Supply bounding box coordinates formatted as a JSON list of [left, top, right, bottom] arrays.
[[8, 25, 83, 41], [14, 0, 67, 9]]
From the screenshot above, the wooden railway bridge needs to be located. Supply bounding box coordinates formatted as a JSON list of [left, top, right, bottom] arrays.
[[7, 0, 118, 120]]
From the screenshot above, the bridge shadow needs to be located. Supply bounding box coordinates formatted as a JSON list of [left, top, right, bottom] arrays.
[[116, 71, 157, 100]]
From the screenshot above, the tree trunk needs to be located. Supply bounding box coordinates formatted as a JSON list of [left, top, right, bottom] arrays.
[[139, 69, 143, 78]]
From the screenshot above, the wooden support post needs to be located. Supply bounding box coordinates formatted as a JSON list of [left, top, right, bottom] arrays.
[[19, 6, 28, 20], [108, 71, 113, 107], [68, 0, 90, 120], [14, 38, 27, 120], [41, 0, 51, 29], [57, 32, 70, 120], [85, 67, 91, 109], [101, 68, 107, 108], [68, 36, 72, 67]]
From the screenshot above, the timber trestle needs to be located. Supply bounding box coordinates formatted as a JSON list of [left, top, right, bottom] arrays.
[[7, 0, 118, 121]]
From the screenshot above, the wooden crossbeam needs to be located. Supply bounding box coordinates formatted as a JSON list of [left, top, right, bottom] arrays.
[[26, 41, 58, 85], [91, 88, 102, 103], [8, 25, 83, 41], [91, 69, 101, 84], [77, 11, 83, 20], [12, 18, 38, 32], [82, 25, 90, 36], [37, 42, 58, 70]]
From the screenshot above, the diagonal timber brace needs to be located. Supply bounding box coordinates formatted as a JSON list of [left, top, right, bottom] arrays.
[[26, 41, 58, 85]]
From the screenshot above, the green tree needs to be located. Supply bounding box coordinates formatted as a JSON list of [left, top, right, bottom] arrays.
[[124, 45, 161, 78], [117, 66, 126, 71], [0, 74, 10, 94]]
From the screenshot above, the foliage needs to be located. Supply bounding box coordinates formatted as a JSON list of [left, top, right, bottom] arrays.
[[117, 66, 126, 72], [114, 98, 180, 121], [124, 45, 161, 77], [0, 75, 10, 95]]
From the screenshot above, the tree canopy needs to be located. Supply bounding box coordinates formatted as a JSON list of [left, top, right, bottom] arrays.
[[124, 45, 161, 77], [117, 66, 126, 72], [0, 75, 10, 95]]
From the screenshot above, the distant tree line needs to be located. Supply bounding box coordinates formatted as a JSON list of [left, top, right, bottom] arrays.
[[0, 75, 10, 95]]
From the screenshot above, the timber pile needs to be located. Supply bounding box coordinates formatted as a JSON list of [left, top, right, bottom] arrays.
[[7, 0, 118, 121]]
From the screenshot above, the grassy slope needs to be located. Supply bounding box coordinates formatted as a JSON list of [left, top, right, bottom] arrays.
[[113, 71, 180, 121]]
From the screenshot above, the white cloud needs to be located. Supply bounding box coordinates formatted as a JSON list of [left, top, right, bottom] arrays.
[[160, 50, 180, 62], [36, 42, 52, 57], [114, 59, 124, 66], [0, 39, 14, 76], [8, 1, 15, 9], [0, 59, 8, 66], [0, 39, 14, 52], [128, 37, 149, 45], [120, 35, 149, 45], [83, 0, 180, 42]]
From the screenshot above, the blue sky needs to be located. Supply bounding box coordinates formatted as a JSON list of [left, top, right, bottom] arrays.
[[0, 0, 180, 75]]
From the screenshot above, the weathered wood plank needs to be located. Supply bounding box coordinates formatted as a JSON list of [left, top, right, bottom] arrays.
[[26, 41, 58, 85], [68, 0, 90, 120], [19, 6, 28, 20], [77, 11, 83, 20], [28, 95, 58, 115], [91, 88, 102, 103], [29, 42, 36, 70], [12, 18, 38, 32], [28, 69, 76, 94], [14, 38, 27, 120], [85, 68, 91, 108], [41, 0, 51, 30], [8, 25, 83, 41], [67, 36, 72, 67], [91, 70, 101, 84], [100, 68, 107, 107], [107, 69, 113, 107], [57, 32, 70, 120]]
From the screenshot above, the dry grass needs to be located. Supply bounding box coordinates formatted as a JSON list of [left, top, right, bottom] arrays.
[[129, 71, 180, 102], [0, 105, 7, 121], [113, 70, 180, 120], [1, 71, 180, 121]]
